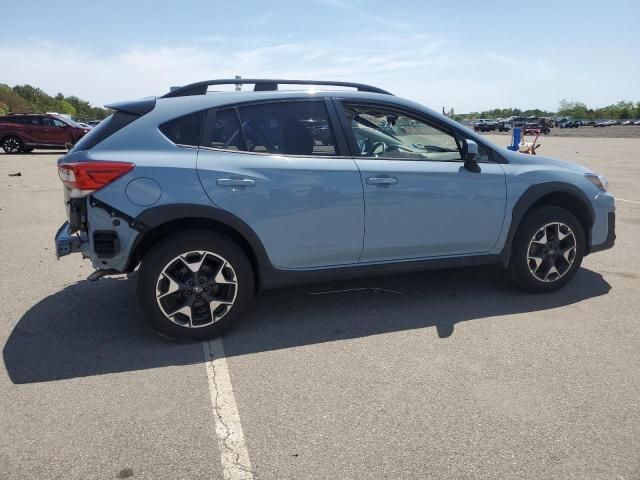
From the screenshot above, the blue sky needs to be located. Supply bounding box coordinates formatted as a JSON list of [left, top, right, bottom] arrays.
[[1, 0, 638, 112]]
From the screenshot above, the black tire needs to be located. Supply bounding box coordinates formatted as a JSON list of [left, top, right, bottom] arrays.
[[508, 206, 585, 293], [137, 230, 255, 340], [2, 136, 24, 154]]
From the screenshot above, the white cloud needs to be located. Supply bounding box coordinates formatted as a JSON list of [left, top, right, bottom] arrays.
[[0, 33, 632, 113]]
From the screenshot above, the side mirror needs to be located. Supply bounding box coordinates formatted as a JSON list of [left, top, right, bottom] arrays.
[[463, 139, 480, 172], [463, 139, 478, 162]]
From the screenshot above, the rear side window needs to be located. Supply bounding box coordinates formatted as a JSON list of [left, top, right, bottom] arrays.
[[23, 116, 41, 126], [72, 112, 138, 152], [159, 111, 205, 147], [201, 108, 244, 151], [237, 101, 337, 156]]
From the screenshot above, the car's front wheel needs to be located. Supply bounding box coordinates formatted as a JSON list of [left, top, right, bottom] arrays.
[[508, 206, 585, 293], [2, 136, 24, 154], [137, 230, 255, 340]]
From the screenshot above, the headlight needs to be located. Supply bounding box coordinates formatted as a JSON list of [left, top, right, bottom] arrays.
[[585, 173, 608, 191]]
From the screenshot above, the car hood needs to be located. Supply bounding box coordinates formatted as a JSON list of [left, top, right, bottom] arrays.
[[505, 150, 593, 174]]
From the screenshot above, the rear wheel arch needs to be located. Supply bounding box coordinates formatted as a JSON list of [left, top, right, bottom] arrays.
[[504, 183, 594, 263], [130, 205, 271, 290]]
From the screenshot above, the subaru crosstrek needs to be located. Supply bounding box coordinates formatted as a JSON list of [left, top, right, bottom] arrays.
[[54, 79, 615, 340]]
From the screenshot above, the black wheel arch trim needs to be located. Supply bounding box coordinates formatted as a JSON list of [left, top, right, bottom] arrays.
[[134, 203, 275, 286], [501, 182, 595, 264]]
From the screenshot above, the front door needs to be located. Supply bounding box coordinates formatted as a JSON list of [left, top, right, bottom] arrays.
[[196, 100, 364, 270], [336, 101, 507, 263]]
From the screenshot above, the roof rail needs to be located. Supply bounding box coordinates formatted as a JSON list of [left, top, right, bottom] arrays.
[[160, 79, 392, 98]]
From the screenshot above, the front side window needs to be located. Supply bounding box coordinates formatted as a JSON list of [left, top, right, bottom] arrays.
[[237, 101, 337, 156], [342, 104, 462, 162]]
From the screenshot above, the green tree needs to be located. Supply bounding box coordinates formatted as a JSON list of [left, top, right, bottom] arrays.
[[57, 99, 77, 116], [557, 99, 589, 119], [0, 84, 33, 112]]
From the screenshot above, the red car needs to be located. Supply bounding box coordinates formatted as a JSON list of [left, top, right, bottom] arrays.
[[0, 113, 91, 153]]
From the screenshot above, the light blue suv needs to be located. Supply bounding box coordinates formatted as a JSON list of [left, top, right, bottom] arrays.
[[55, 79, 615, 339]]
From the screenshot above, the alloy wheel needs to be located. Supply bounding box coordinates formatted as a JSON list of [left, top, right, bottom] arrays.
[[3, 137, 21, 153], [527, 222, 577, 282], [155, 250, 238, 328]]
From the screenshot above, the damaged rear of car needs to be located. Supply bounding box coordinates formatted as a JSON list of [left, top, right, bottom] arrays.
[[55, 97, 159, 276]]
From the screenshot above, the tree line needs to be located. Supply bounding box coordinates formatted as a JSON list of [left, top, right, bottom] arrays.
[[0, 83, 110, 120], [454, 99, 640, 122]]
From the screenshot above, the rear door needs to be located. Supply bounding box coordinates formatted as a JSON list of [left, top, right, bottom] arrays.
[[20, 116, 44, 144], [41, 116, 71, 145], [335, 100, 507, 263], [196, 99, 365, 270]]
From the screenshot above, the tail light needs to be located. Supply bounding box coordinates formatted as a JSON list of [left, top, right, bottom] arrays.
[[58, 161, 134, 194]]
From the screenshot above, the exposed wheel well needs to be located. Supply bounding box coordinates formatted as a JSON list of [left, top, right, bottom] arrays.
[[129, 217, 261, 290]]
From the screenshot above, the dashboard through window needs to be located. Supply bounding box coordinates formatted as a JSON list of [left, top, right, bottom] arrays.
[[342, 104, 463, 162]]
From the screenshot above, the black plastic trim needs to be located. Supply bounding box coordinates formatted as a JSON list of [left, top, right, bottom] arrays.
[[93, 230, 120, 259], [261, 254, 502, 289], [161, 79, 392, 98], [135, 203, 273, 281], [90, 196, 150, 233], [501, 182, 596, 264], [589, 212, 615, 254]]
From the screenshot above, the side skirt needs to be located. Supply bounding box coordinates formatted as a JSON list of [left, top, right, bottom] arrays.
[[260, 254, 503, 290]]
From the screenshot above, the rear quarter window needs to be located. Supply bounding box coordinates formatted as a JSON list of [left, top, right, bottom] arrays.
[[159, 111, 205, 147]]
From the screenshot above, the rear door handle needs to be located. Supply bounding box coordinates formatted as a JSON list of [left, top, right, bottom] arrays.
[[366, 176, 398, 186], [216, 178, 256, 187]]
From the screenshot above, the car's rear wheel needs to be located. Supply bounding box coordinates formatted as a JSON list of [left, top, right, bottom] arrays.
[[137, 230, 255, 340], [508, 206, 585, 293], [2, 136, 23, 154]]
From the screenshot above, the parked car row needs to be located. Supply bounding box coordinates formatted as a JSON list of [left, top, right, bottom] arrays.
[[472, 119, 511, 132], [558, 119, 640, 128], [594, 119, 640, 127]]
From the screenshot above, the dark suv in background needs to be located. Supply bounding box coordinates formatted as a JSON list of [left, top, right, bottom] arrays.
[[0, 113, 90, 153]]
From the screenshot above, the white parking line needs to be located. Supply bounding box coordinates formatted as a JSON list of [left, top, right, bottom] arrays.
[[203, 339, 254, 480], [617, 198, 640, 205]]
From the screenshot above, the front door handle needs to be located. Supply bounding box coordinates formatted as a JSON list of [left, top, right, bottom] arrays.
[[216, 178, 256, 187], [366, 176, 398, 186]]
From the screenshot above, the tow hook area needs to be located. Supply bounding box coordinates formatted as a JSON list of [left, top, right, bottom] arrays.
[[87, 269, 123, 281], [55, 222, 83, 259]]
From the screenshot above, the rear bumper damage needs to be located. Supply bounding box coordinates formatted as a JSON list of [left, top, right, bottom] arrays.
[[55, 222, 84, 259]]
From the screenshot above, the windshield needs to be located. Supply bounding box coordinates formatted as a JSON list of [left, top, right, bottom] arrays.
[[55, 115, 82, 128]]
